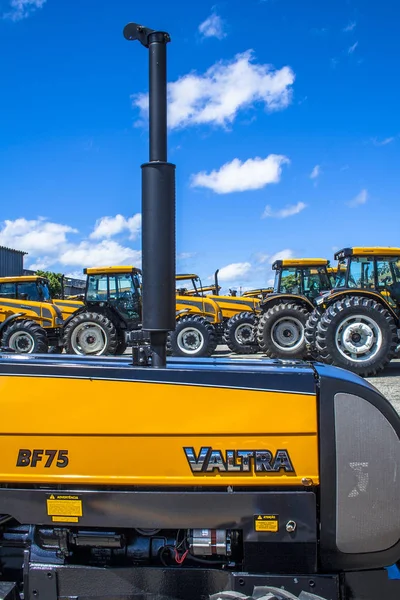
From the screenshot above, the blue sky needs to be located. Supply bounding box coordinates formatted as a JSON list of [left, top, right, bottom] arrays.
[[0, 0, 399, 291]]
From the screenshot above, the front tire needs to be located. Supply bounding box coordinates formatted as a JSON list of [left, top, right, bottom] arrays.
[[63, 312, 119, 356], [256, 302, 310, 359], [168, 315, 217, 358], [223, 312, 259, 354], [304, 308, 321, 359], [2, 320, 48, 354], [315, 296, 397, 376]]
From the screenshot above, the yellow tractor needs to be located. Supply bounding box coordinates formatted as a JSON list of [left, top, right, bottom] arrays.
[[242, 287, 274, 300], [62, 267, 223, 358], [253, 259, 333, 359], [176, 273, 260, 353], [0, 23, 398, 600], [0, 275, 68, 353], [306, 246, 400, 376]]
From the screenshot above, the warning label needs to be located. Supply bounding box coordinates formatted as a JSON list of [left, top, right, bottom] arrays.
[[46, 494, 82, 521], [254, 514, 279, 532]]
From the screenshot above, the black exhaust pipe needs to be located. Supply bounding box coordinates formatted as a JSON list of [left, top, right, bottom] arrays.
[[124, 23, 176, 368], [214, 270, 220, 295]]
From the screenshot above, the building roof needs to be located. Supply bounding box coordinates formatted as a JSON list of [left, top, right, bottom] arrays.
[[0, 245, 27, 255]]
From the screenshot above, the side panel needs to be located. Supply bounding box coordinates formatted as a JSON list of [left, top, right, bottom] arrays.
[[0, 376, 318, 486]]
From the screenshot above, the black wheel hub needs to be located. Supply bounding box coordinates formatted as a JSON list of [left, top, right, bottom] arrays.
[[283, 329, 293, 339], [352, 333, 361, 344]]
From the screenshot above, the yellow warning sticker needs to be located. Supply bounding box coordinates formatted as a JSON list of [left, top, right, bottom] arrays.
[[52, 516, 79, 523], [254, 514, 279, 532], [46, 494, 82, 518]]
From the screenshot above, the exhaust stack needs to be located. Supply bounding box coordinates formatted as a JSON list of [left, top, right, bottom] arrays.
[[124, 23, 176, 368]]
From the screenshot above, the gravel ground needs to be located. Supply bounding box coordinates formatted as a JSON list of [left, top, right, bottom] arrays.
[[213, 347, 400, 416]]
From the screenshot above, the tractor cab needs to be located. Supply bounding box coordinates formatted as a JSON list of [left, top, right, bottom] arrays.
[[334, 247, 400, 308], [0, 275, 52, 302], [273, 259, 331, 301], [84, 267, 142, 324], [175, 274, 219, 296]]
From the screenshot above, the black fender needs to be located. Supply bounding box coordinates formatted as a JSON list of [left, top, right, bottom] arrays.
[[0, 313, 24, 336], [259, 294, 314, 313]]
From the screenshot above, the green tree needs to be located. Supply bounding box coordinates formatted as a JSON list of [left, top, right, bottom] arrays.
[[36, 270, 63, 298]]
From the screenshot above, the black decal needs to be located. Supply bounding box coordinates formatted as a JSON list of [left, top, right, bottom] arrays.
[[255, 450, 273, 472], [31, 450, 44, 467], [272, 449, 295, 472], [44, 450, 57, 468], [56, 450, 69, 468], [16, 449, 31, 467]]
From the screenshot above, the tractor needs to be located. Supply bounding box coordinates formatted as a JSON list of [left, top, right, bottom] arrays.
[[0, 275, 71, 353], [62, 266, 223, 358], [306, 246, 400, 376], [252, 258, 332, 359], [176, 273, 260, 354]]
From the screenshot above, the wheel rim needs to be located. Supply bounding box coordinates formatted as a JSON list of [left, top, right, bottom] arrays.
[[270, 316, 304, 352], [177, 327, 205, 354], [71, 322, 108, 355], [234, 323, 254, 345], [335, 314, 382, 363], [8, 331, 35, 353]]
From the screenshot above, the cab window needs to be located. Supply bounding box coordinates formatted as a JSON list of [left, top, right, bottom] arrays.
[[303, 267, 330, 298], [87, 275, 108, 301], [347, 258, 375, 289], [279, 268, 301, 294], [0, 282, 16, 299], [17, 282, 40, 301]]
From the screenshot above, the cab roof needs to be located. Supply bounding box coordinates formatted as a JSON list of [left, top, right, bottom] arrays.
[[273, 258, 328, 269], [175, 274, 199, 281], [84, 266, 142, 275], [334, 247, 400, 260], [0, 275, 45, 283]]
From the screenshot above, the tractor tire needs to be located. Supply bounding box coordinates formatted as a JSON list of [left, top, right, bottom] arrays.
[[168, 315, 217, 358], [2, 320, 48, 354], [63, 311, 119, 356], [223, 312, 259, 354], [256, 302, 310, 359], [304, 308, 321, 359], [315, 296, 397, 377]]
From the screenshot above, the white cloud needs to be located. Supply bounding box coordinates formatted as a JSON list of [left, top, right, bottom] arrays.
[[191, 154, 289, 194], [348, 189, 368, 208], [59, 240, 141, 268], [198, 13, 226, 40], [348, 41, 358, 54], [254, 252, 269, 264], [133, 51, 295, 129], [269, 249, 294, 264], [343, 21, 356, 32], [262, 201, 306, 219], [3, 0, 46, 21], [90, 213, 141, 240], [372, 136, 395, 146], [310, 165, 321, 179], [0, 218, 77, 256], [217, 262, 252, 282]]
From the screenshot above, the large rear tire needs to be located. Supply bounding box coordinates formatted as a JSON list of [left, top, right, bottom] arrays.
[[168, 315, 217, 358], [223, 312, 259, 354], [2, 320, 48, 354], [63, 312, 119, 356], [304, 308, 321, 359], [256, 302, 310, 359], [315, 296, 397, 376]]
